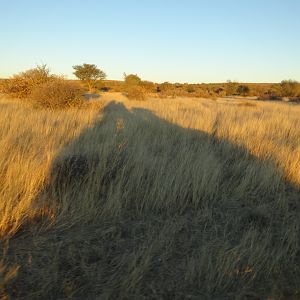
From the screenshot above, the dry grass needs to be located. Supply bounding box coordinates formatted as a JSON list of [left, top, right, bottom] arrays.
[[0, 94, 299, 299], [0, 98, 101, 237]]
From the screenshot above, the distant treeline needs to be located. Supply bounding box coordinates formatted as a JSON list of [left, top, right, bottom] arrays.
[[1, 64, 299, 102], [95, 78, 300, 101]]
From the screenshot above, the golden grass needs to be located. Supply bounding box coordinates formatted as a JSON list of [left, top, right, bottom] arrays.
[[122, 96, 300, 186], [0, 99, 102, 236], [0, 94, 299, 299]]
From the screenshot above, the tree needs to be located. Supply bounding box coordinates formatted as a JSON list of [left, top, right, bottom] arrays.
[[73, 64, 106, 91], [123, 73, 141, 85]]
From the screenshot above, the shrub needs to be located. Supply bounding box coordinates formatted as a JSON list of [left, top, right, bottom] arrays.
[[158, 82, 176, 97], [225, 80, 239, 96], [215, 87, 225, 97], [194, 89, 211, 98], [186, 86, 196, 93], [2, 65, 54, 98], [124, 73, 142, 85], [280, 80, 300, 97], [100, 87, 110, 92], [30, 79, 83, 108], [126, 86, 147, 101], [237, 85, 250, 96], [140, 80, 156, 92]]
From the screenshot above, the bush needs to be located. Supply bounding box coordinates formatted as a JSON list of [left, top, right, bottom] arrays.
[[126, 86, 147, 101], [186, 86, 196, 93], [30, 80, 83, 108], [2, 65, 54, 98], [194, 89, 211, 98], [225, 80, 238, 96], [140, 80, 156, 92], [237, 85, 250, 96], [280, 80, 300, 97], [124, 73, 142, 85]]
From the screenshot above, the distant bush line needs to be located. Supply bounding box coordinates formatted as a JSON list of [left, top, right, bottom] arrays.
[[96, 79, 300, 101], [0, 64, 299, 104]]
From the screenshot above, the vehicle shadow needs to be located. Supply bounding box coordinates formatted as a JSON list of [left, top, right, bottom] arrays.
[[6, 101, 300, 299]]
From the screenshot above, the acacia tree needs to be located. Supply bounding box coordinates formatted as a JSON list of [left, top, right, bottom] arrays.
[[73, 64, 106, 91]]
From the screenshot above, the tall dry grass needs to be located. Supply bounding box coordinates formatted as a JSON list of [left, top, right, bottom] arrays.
[[0, 98, 101, 237], [0, 94, 299, 299], [123, 96, 300, 186]]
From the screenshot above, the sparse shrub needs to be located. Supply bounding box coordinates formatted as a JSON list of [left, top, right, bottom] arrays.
[[2, 64, 54, 98], [186, 86, 195, 93], [225, 80, 238, 96], [30, 79, 83, 108], [126, 85, 147, 100], [158, 82, 176, 97], [237, 85, 250, 96], [100, 86, 110, 92], [194, 89, 211, 98], [280, 80, 300, 97], [140, 80, 156, 92], [215, 87, 225, 97], [0, 79, 8, 93]]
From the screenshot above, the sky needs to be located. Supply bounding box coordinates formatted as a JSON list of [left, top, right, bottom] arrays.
[[0, 0, 299, 83]]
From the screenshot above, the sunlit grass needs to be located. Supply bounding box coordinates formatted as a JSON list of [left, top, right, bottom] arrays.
[[0, 95, 299, 299], [0, 99, 102, 236], [123, 96, 300, 186]]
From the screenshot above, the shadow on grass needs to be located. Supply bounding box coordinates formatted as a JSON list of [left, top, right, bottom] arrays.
[[5, 102, 300, 299], [83, 93, 101, 100]]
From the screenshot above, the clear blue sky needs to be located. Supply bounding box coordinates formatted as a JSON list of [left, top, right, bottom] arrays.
[[1, 0, 299, 83]]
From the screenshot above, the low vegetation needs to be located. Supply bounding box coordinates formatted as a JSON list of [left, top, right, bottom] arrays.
[[126, 85, 147, 100], [1, 65, 299, 103], [123, 73, 148, 100], [280, 79, 300, 98], [0, 94, 299, 299], [30, 79, 83, 108], [98, 78, 300, 101], [1, 64, 55, 98]]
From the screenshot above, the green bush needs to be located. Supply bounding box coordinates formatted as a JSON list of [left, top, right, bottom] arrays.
[[30, 80, 83, 108]]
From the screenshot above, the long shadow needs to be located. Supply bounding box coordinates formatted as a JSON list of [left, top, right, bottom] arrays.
[[6, 102, 300, 299]]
